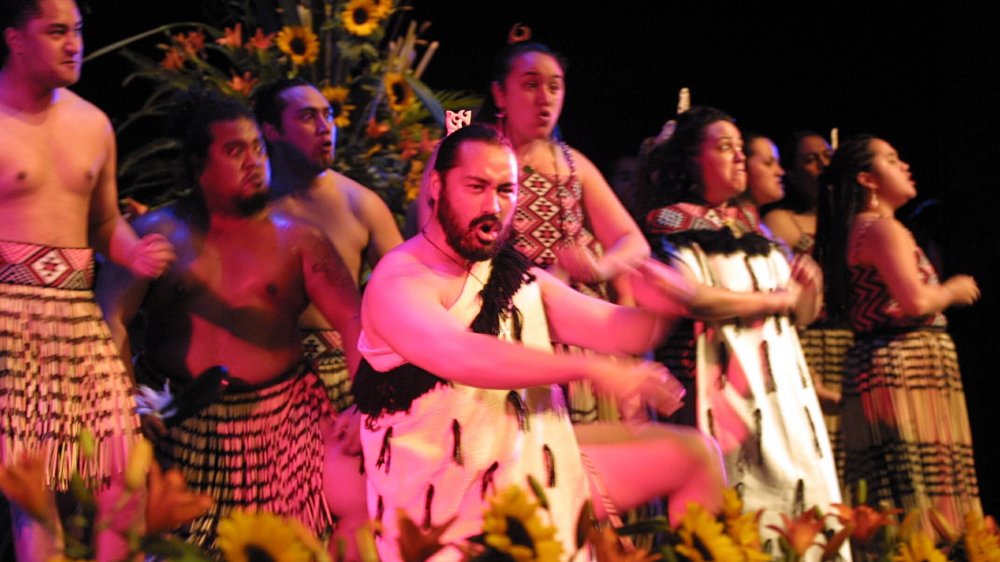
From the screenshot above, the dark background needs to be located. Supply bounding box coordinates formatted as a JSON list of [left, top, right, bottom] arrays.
[[75, 1, 999, 513]]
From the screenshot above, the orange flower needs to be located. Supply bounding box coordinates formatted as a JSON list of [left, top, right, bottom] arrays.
[[216, 22, 243, 48], [160, 47, 185, 70], [396, 508, 455, 562], [227, 71, 259, 97], [184, 30, 205, 54], [0, 453, 56, 528], [145, 461, 213, 536], [172, 30, 205, 56], [246, 28, 276, 51], [366, 118, 390, 139], [399, 127, 437, 161], [767, 509, 826, 557], [588, 526, 661, 562], [830, 503, 901, 544]]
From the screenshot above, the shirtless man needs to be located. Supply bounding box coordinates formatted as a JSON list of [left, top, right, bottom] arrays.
[[356, 124, 724, 562], [0, 1, 173, 559], [254, 78, 402, 411], [98, 90, 361, 553]]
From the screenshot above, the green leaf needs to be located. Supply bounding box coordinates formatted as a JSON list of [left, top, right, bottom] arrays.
[[141, 536, 213, 561], [614, 516, 673, 536], [84, 22, 215, 62], [404, 73, 444, 125]]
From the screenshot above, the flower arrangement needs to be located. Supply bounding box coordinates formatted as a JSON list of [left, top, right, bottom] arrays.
[[86, 0, 479, 218], [0, 432, 332, 561], [389, 482, 1000, 562]]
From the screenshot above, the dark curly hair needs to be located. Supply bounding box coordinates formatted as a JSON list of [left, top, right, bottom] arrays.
[[166, 87, 256, 183], [637, 106, 735, 226]]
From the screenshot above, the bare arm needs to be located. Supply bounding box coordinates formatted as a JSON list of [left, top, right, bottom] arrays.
[[856, 217, 979, 316], [671, 260, 798, 321], [762, 209, 804, 251], [88, 120, 174, 278], [573, 149, 650, 280], [359, 188, 404, 266], [538, 267, 668, 356], [788, 253, 824, 326], [364, 256, 652, 390], [301, 228, 363, 375]]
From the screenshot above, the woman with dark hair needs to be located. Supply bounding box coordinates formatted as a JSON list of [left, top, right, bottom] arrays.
[[815, 135, 980, 529], [475, 36, 649, 424], [743, 132, 849, 483], [763, 131, 832, 253], [641, 107, 844, 550]]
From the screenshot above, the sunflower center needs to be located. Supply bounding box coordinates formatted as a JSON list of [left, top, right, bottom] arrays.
[[245, 545, 277, 562], [353, 8, 370, 25], [391, 82, 407, 102], [290, 37, 307, 55], [505, 516, 535, 551]]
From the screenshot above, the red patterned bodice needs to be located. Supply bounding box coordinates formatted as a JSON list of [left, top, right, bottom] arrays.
[[848, 217, 946, 334]]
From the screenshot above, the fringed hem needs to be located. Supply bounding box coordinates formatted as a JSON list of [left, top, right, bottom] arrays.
[[0, 282, 138, 490], [146, 367, 335, 551], [843, 329, 980, 528]]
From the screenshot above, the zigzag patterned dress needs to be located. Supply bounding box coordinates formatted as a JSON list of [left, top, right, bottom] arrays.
[[843, 217, 980, 528]]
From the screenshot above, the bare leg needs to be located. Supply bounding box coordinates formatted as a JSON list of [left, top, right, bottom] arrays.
[[576, 422, 726, 526], [323, 414, 369, 562]]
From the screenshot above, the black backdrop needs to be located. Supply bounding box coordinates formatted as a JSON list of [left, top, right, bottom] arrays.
[[74, 0, 999, 513]]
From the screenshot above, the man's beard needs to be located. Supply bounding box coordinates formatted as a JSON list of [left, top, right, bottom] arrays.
[[237, 191, 270, 215], [438, 185, 512, 262]]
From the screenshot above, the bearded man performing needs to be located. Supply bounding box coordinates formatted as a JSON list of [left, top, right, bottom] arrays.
[[354, 124, 726, 562]]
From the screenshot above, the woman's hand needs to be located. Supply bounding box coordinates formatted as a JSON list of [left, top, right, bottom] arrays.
[[943, 274, 980, 307]]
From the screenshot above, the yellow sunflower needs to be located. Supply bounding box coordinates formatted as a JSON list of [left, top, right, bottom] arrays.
[[674, 503, 742, 562], [384, 72, 414, 113], [893, 531, 947, 562], [482, 486, 562, 562], [965, 511, 1000, 562], [341, 0, 383, 37], [404, 159, 425, 203], [216, 510, 312, 562], [725, 512, 770, 562], [275, 25, 320, 66], [370, 0, 393, 18], [321, 85, 355, 128]]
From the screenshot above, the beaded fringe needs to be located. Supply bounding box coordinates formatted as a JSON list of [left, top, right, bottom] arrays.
[[843, 329, 980, 530], [149, 368, 334, 551], [0, 282, 139, 490]]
